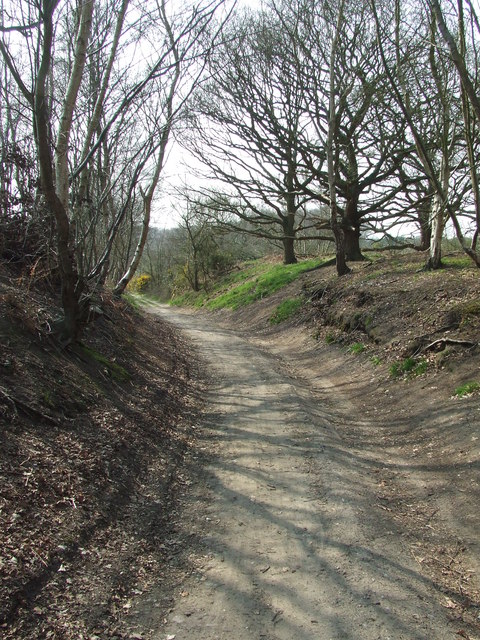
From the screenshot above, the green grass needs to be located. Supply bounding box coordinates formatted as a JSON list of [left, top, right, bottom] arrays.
[[122, 292, 144, 310], [348, 342, 365, 354], [208, 259, 323, 310], [454, 381, 480, 397], [402, 356, 417, 373], [172, 258, 325, 310], [413, 359, 428, 375], [390, 357, 428, 378], [170, 260, 269, 308], [269, 298, 303, 325], [442, 255, 473, 270]]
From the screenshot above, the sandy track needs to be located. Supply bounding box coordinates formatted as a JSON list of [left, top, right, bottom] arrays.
[[149, 304, 460, 640]]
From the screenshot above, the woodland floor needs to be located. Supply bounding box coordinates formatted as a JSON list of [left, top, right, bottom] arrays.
[[1, 251, 480, 639]]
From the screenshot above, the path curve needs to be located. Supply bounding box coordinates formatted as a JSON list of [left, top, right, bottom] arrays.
[[149, 304, 458, 640]]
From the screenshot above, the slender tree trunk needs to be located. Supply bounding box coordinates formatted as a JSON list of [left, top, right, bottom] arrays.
[[328, 0, 350, 276], [425, 193, 445, 269], [113, 136, 169, 296], [113, 109, 174, 296], [114, 0, 182, 296], [372, 0, 480, 268], [55, 0, 94, 209], [113, 189, 153, 296], [34, 0, 93, 342], [430, 0, 480, 123], [193, 248, 200, 292], [282, 158, 298, 265], [76, 0, 129, 210], [458, 0, 480, 251]]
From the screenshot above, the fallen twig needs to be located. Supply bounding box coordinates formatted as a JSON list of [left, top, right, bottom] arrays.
[[421, 338, 477, 353]]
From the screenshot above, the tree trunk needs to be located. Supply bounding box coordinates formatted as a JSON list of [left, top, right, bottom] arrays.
[[282, 159, 298, 265], [424, 192, 444, 269], [430, 0, 480, 124], [34, 0, 92, 343], [193, 256, 200, 292], [373, 0, 480, 268], [282, 212, 297, 264], [113, 191, 152, 296], [114, 0, 182, 295], [327, 0, 351, 277], [458, 0, 480, 253], [55, 0, 94, 209], [344, 226, 364, 262], [418, 198, 433, 250], [282, 235, 297, 265], [75, 0, 129, 211], [332, 226, 350, 275], [343, 196, 364, 261]]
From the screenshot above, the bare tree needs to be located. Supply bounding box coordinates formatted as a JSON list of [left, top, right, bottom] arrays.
[[371, 0, 480, 268], [1, 0, 231, 340], [325, 0, 350, 275], [182, 8, 318, 265], [114, 0, 230, 295], [34, 0, 94, 342]]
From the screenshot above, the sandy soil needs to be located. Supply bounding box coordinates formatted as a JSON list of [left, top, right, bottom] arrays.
[[141, 302, 480, 640]]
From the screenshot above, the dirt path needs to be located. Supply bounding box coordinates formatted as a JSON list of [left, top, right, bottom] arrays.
[[146, 304, 467, 640]]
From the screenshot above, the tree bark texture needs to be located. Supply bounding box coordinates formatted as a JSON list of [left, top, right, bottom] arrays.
[[35, 1, 93, 342]]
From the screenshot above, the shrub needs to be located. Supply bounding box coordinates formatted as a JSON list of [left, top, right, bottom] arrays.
[[127, 274, 152, 293], [389, 362, 402, 378], [390, 357, 428, 378], [413, 359, 428, 376], [454, 381, 480, 398], [402, 356, 416, 372], [348, 342, 365, 354]]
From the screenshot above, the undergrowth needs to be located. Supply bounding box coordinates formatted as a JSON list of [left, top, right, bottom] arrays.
[[454, 381, 480, 397], [390, 357, 428, 379], [79, 345, 130, 382], [171, 258, 324, 310], [270, 298, 303, 324]]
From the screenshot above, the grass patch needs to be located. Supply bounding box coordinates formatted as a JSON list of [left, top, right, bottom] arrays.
[[371, 355, 381, 366], [170, 260, 271, 308], [325, 333, 337, 344], [413, 359, 428, 376], [348, 342, 365, 354], [122, 292, 144, 311], [80, 345, 130, 382], [170, 290, 206, 307], [460, 299, 480, 316], [454, 381, 480, 397], [442, 255, 473, 270], [390, 357, 428, 378], [269, 298, 303, 325], [204, 258, 325, 310]]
